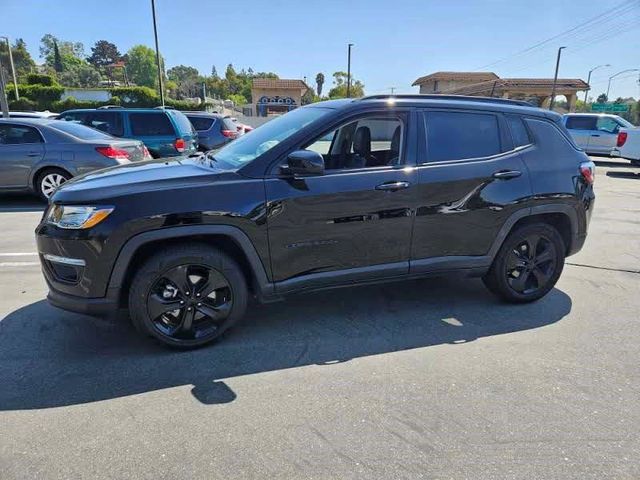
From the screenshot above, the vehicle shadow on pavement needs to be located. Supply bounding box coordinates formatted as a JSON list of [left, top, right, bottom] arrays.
[[606, 171, 640, 180], [0, 277, 571, 410], [0, 194, 45, 213]]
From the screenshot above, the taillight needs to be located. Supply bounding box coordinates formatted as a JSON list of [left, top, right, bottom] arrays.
[[221, 129, 237, 139], [142, 146, 152, 159], [96, 146, 130, 160], [174, 138, 186, 153], [617, 131, 628, 147], [580, 161, 595, 185]]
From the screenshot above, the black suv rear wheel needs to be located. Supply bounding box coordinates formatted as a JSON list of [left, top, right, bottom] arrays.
[[129, 243, 248, 348], [483, 223, 565, 303]]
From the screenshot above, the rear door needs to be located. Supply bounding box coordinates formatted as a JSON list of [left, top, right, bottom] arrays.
[[410, 109, 532, 271], [564, 115, 596, 151], [0, 123, 45, 189]]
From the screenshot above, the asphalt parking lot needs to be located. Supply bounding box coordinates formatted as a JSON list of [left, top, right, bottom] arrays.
[[0, 157, 639, 479]]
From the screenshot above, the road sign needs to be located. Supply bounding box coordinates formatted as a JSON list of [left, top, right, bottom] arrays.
[[592, 103, 630, 112]]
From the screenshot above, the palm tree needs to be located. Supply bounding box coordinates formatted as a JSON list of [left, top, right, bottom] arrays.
[[315, 73, 325, 97]]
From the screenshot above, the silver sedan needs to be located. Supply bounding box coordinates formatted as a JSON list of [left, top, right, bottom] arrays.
[[0, 118, 151, 200]]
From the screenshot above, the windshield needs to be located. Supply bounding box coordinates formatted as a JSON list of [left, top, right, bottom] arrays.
[[211, 107, 332, 169], [49, 120, 114, 140]]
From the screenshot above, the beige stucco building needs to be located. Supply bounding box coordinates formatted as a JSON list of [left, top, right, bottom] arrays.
[[251, 79, 309, 116], [412, 72, 589, 112]]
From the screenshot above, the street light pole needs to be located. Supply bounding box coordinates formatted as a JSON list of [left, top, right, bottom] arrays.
[[607, 68, 640, 100], [0, 36, 19, 101], [584, 64, 610, 103], [150, 0, 165, 108], [549, 46, 566, 111], [346, 43, 353, 98], [0, 55, 10, 118]]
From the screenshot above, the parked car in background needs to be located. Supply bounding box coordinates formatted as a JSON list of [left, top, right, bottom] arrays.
[[184, 112, 239, 150], [57, 107, 198, 157], [615, 125, 640, 166], [0, 118, 150, 200], [562, 113, 636, 157], [7, 111, 59, 119], [36, 95, 594, 348]]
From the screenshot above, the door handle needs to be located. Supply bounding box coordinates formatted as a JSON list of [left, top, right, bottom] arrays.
[[375, 181, 410, 191], [591, 134, 600, 137], [492, 170, 522, 180], [27, 152, 41, 157]]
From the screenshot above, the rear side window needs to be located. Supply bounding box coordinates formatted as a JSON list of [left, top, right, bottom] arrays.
[[169, 111, 195, 135], [88, 111, 124, 136], [596, 117, 619, 133], [565, 116, 597, 130], [424, 111, 501, 162], [506, 115, 532, 148], [0, 124, 44, 144], [50, 121, 113, 140], [60, 111, 89, 124], [188, 116, 215, 131], [129, 113, 175, 136]]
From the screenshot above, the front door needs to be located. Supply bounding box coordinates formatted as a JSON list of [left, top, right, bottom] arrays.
[[0, 123, 45, 189], [264, 111, 417, 291], [410, 110, 532, 271], [589, 116, 620, 154]]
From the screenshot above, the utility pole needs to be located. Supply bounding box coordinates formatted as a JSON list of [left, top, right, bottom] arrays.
[[549, 46, 566, 111], [151, 0, 165, 108], [584, 64, 610, 103], [0, 36, 18, 101], [0, 55, 10, 118], [607, 69, 640, 100], [389, 87, 396, 94], [346, 43, 353, 98]]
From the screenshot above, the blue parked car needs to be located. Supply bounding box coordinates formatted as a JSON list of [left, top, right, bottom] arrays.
[[57, 107, 198, 158]]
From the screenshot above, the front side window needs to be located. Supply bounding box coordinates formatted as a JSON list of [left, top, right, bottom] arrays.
[[211, 106, 332, 169], [565, 116, 597, 130], [0, 124, 44, 144], [304, 116, 403, 170], [129, 113, 175, 136], [424, 111, 501, 162]]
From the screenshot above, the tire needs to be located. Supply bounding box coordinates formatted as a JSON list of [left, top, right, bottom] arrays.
[[36, 168, 72, 201], [483, 223, 565, 303], [128, 243, 248, 349]]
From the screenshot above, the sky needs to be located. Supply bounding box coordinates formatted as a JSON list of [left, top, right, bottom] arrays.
[[2, 0, 639, 99]]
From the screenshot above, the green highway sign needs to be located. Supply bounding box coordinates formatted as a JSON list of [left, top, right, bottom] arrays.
[[591, 103, 630, 112]]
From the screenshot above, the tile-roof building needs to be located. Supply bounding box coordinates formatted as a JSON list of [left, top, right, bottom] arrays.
[[251, 78, 310, 117]]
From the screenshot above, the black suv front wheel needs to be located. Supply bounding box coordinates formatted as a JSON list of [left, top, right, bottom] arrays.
[[129, 243, 248, 348], [483, 223, 565, 303]]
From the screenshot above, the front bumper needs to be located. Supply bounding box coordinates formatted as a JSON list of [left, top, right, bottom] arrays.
[[46, 280, 120, 316]]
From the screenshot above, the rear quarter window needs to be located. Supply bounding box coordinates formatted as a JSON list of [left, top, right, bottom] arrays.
[[506, 115, 532, 148], [129, 113, 175, 136], [169, 111, 196, 135], [222, 117, 237, 131], [188, 116, 215, 131]]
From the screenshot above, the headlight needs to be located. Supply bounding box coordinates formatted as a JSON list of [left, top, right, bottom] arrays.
[[46, 205, 114, 229]]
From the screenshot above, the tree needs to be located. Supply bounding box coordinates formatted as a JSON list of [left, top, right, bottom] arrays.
[[88, 40, 121, 70], [596, 93, 608, 104], [40, 34, 84, 62], [53, 41, 63, 73], [328, 71, 365, 98], [0, 38, 36, 79], [614, 97, 625, 104], [167, 65, 200, 99], [211, 65, 218, 78], [126, 45, 159, 88], [59, 62, 101, 87], [315, 72, 325, 97]]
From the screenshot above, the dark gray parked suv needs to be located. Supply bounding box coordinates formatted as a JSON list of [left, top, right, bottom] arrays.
[[185, 112, 239, 150]]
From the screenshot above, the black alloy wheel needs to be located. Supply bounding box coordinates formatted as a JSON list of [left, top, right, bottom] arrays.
[[147, 264, 233, 341], [505, 233, 557, 295]]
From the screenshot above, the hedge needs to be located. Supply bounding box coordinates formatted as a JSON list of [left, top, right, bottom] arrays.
[[8, 85, 65, 109], [25, 74, 58, 86]]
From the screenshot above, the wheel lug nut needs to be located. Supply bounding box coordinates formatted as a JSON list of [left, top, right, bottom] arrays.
[[197, 303, 202, 307], [185, 291, 190, 296], [196, 293, 200, 297], [187, 307, 192, 311], [180, 301, 185, 305]]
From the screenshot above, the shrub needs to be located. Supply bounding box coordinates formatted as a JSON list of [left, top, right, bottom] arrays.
[[7, 85, 64, 109], [165, 98, 205, 111], [110, 86, 159, 106], [25, 74, 58, 86], [9, 98, 38, 111], [51, 97, 112, 112]]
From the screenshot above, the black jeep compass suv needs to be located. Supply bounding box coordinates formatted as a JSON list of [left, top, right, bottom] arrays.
[[36, 95, 595, 348]]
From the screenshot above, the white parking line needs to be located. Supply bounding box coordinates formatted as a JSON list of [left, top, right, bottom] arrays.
[[0, 262, 41, 267], [0, 253, 39, 257]]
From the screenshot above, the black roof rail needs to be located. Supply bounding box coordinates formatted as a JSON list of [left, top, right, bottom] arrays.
[[97, 105, 124, 109], [359, 94, 534, 108]]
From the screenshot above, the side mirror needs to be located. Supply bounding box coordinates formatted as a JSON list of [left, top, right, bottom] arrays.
[[282, 150, 324, 176]]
